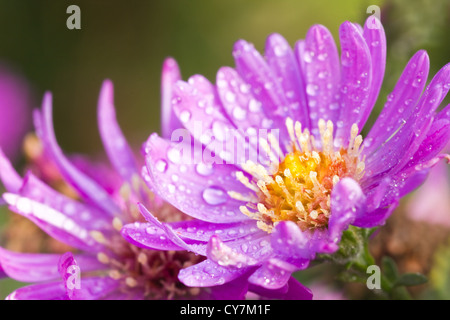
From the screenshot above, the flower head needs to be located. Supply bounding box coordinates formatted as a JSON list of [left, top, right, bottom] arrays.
[[123, 17, 450, 296], [0, 65, 240, 299]]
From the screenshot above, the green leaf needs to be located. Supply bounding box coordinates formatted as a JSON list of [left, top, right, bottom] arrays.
[[394, 273, 428, 287], [382, 256, 399, 284]]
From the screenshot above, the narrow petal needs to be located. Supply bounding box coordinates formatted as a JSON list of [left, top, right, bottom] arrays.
[[0, 248, 102, 283], [335, 21, 372, 144], [233, 39, 290, 149], [120, 222, 187, 251], [248, 276, 313, 300], [178, 259, 251, 287], [0, 148, 22, 192], [3, 193, 101, 252], [271, 220, 321, 260], [207, 235, 258, 268], [208, 273, 250, 300], [362, 17, 386, 118], [19, 172, 112, 231], [216, 66, 273, 149], [403, 118, 450, 170], [364, 50, 430, 157], [172, 76, 258, 166], [247, 258, 298, 290], [137, 203, 206, 255], [58, 252, 120, 300], [169, 219, 259, 242], [6, 282, 66, 300], [161, 57, 183, 139], [144, 133, 251, 223], [0, 248, 60, 282], [265, 33, 309, 127], [97, 79, 139, 182], [36, 93, 120, 216], [352, 203, 398, 228], [327, 178, 366, 250], [302, 25, 341, 136]]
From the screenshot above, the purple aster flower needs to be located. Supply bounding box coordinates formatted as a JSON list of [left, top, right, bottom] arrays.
[[0, 64, 32, 160], [0, 61, 253, 299], [122, 17, 450, 297]]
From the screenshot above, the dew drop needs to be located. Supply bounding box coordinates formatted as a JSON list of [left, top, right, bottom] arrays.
[[202, 187, 228, 205], [212, 121, 228, 142], [248, 99, 262, 112], [196, 163, 214, 176], [155, 159, 168, 173], [329, 102, 339, 110], [179, 110, 191, 123], [167, 148, 181, 164], [306, 84, 318, 96], [225, 91, 236, 103], [232, 106, 247, 120]]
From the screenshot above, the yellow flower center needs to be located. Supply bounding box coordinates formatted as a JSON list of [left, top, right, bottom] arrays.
[[232, 118, 365, 233]]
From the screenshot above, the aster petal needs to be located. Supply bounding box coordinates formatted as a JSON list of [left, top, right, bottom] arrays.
[[6, 282, 66, 300], [216, 66, 273, 147], [207, 235, 258, 268], [271, 220, 322, 260], [161, 57, 183, 139], [172, 76, 259, 166], [335, 21, 372, 144], [233, 39, 290, 147], [0, 148, 22, 192], [403, 118, 450, 170], [169, 219, 259, 242], [144, 133, 251, 223], [248, 276, 313, 300], [391, 63, 450, 172], [97, 79, 139, 182], [137, 203, 206, 255], [362, 17, 386, 118], [3, 193, 101, 252], [18, 172, 111, 231], [0, 248, 103, 284], [58, 252, 120, 300], [303, 25, 341, 135], [327, 177, 366, 251], [178, 259, 251, 287], [364, 50, 430, 157], [352, 203, 398, 228], [210, 231, 273, 264], [208, 273, 250, 300], [0, 248, 60, 282], [35, 93, 120, 216], [0, 249, 103, 285], [364, 50, 430, 168], [69, 277, 121, 300], [265, 33, 309, 127], [247, 258, 298, 290], [120, 222, 186, 251]]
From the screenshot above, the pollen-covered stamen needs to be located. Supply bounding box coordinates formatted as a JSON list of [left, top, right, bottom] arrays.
[[89, 217, 205, 300], [236, 118, 366, 233]]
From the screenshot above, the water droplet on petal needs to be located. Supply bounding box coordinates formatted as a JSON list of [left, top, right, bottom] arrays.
[[248, 99, 262, 112], [232, 106, 247, 120], [306, 84, 318, 96], [167, 148, 181, 164], [196, 163, 214, 176], [202, 186, 228, 205], [179, 110, 191, 123], [155, 159, 168, 173]]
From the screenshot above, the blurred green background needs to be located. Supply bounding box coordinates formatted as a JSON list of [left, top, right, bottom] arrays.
[[0, 0, 449, 299]]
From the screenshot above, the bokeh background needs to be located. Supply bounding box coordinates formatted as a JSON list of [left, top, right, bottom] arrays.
[[0, 0, 449, 299]]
